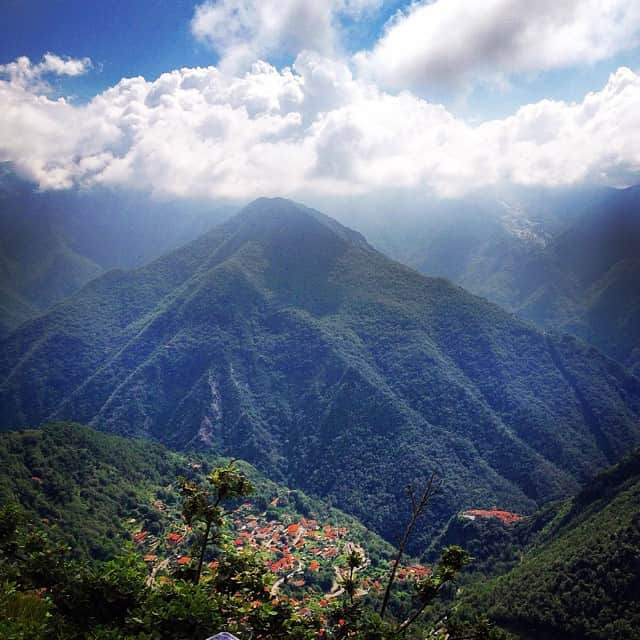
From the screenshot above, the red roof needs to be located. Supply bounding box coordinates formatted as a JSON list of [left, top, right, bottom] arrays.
[[463, 509, 523, 524], [166, 532, 183, 543]]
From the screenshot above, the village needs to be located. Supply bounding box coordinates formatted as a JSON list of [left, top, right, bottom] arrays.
[[128, 492, 433, 601]]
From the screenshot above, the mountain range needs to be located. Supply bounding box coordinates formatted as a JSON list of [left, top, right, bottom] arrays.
[[4, 171, 638, 377], [0, 165, 232, 338], [356, 185, 640, 375], [2, 197, 639, 549]]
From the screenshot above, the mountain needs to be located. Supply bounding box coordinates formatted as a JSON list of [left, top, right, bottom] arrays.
[[0, 165, 233, 337], [355, 185, 640, 375], [2, 197, 640, 549], [537, 186, 640, 373], [465, 449, 640, 640], [0, 171, 101, 336]]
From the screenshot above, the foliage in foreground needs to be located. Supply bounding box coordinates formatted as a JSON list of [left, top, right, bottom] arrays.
[[0, 463, 506, 640]]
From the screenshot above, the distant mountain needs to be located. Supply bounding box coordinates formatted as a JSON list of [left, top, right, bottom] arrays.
[[2, 197, 640, 549], [535, 186, 640, 374], [0, 165, 233, 337], [466, 449, 640, 640], [357, 185, 640, 375]]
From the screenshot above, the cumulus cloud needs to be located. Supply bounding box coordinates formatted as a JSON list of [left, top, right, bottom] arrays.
[[1, 53, 639, 198], [355, 0, 640, 91], [0, 53, 92, 90], [191, 0, 382, 73]]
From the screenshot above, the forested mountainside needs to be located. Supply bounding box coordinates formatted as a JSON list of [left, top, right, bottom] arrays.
[[2, 198, 640, 551], [3, 423, 483, 640], [0, 165, 232, 338], [0, 423, 393, 567], [460, 449, 640, 640], [361, 185, 640, 375], [3, 424, 638, 640]]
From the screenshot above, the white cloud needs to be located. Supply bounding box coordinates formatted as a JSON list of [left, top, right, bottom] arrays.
[[39, 52, 92, 77], [0, 53, 92, 91], [191, 0, 382, 73], [1, 53, 639, 199], [355, 0, 640, 91]]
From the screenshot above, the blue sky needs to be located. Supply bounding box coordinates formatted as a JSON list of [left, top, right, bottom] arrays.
[[3, 0, 637, 115], [1, 0, 639, 201], [0, 1, 404, 99], [0, 1, 216, 99]]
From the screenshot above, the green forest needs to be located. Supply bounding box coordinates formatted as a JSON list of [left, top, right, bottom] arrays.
[[1, 423, 639, 639], [1, 424, 501, 640], [2, 4, 640, 637]]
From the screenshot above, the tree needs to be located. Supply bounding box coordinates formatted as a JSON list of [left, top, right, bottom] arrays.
[[398, 545, 470, 633], [379, 473, 441, 620], [179, 461, 254, 584]]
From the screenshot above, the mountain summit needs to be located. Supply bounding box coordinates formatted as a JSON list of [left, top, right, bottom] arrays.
[[1, 197, 639, 545]]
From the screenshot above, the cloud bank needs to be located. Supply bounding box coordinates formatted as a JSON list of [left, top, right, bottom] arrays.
[[2, 2, 640, 200], [191, 0, 382, 74], [355, 0, 640, 91], [1, 51, 639, 200]]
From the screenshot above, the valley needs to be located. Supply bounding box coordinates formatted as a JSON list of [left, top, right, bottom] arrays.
[[2, 4, 640, 637], [2, 198, 639, 555]]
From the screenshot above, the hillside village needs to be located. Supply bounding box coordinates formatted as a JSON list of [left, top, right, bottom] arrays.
[[129, 492, 433, 602]]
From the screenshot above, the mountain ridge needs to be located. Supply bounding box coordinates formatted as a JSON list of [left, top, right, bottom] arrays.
[[2, 197, 640, 548], [360, 185, 640, 374], [0, 164, 233, 337]]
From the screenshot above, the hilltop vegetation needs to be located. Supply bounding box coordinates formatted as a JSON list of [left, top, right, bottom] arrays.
[[457, 450, 640, 639], [2, 198, 640, 553]]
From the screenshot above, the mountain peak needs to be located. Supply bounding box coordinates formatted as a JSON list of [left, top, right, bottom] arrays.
[[3, 198, 640, 554], [234, 197, 370, 250]]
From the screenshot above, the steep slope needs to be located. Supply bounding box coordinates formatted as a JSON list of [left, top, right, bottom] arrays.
[[543, 186, 640, 373], [0, 165, 233, 336], [349, 186, 599, 308], [0, 422, 392, 566], [0, 285, 36, 339], [1, 197, 640, 548], [468, 450, 640, 640], [363, 185, 640, 374], [0, 173, 102, 337]]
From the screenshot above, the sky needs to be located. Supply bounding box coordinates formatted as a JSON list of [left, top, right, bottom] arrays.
[[1, 0, 640, 202]]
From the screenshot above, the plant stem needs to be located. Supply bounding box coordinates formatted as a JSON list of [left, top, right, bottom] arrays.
[[379, 473, 438, 620], [195, 518, 212, 584]]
